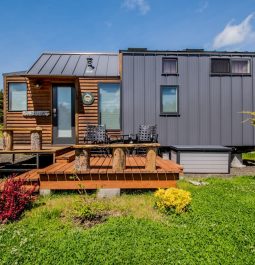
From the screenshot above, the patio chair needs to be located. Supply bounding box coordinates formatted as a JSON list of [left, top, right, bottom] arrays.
[[84, 124, 110, 155], [135, 124, 158, 155], [136, 124, 158, 143]]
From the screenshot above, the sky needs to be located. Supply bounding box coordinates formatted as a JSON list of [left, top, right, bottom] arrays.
[[0, 0, 255, 76]]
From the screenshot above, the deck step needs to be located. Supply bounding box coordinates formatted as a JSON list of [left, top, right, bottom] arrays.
[[56, 151, 75, 163], [0, 169, 40, 192]]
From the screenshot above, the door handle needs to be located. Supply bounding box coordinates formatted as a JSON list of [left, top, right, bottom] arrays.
[[53, 108, 57, 117]]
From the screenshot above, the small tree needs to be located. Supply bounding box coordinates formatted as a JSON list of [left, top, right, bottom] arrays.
[[242, 112, 255, 126]]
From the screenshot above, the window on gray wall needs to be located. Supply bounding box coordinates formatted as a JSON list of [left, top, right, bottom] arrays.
[[211, 59, 230, 73], [8, 82, 27, 111], [160, 86, 179, 115], [162, 58, 178, 74], [231, 59, 250, 74], [99, 83, 120, 130]]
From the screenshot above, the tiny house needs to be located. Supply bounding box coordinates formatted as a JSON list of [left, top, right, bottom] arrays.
[[3, 48, 255, 149], [3, 52, 121, 146], [121, 48, 255, 149]]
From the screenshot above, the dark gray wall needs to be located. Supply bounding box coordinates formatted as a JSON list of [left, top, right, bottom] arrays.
[[122, 52, 255, 147]]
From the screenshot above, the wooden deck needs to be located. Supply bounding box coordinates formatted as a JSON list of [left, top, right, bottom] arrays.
[[0, 155, 183, 191], [0, 151, 182, 190], [0, 145, 72, 155], [40, 155, 181, 190]]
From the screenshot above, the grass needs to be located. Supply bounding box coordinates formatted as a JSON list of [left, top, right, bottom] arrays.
[[1, 177, 255, 264], [242, 151, 255, 161]]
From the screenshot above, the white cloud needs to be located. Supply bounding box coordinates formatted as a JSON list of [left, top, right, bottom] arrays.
[[213, 13, 255, 49], [122, 0, 150, 15], [196, 1, 208, 13]]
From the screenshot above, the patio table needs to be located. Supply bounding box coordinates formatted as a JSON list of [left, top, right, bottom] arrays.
[[73, 143, 160, 172]]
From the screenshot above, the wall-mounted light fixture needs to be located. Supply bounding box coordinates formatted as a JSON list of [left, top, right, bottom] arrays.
[[35, 80, 42, 89], [86, 57, 95, 73]]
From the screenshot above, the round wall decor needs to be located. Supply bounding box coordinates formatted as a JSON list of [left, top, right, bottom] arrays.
[[82, 92, 94, 105]]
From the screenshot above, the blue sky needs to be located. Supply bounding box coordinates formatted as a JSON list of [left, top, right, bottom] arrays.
[[0, 0, 255, 76]]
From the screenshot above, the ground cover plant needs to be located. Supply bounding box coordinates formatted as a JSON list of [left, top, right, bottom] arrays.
[[0, 177, 255, 264]]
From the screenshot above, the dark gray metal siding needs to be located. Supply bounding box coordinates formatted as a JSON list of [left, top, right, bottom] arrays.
[[122, 53, 255, 147]]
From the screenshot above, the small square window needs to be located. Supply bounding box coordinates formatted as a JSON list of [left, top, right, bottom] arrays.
[[8, 83, 27, 111], [160, 86, 178, 114], [231, 60, 250, 74], [211, 59, 230, 73], [162, 58, 178, 74]]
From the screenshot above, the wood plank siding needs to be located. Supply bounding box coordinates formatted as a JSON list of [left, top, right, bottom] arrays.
[[77, 78, 120, 143], [4, 76, 53, 145], [4, 76, 120, 145]]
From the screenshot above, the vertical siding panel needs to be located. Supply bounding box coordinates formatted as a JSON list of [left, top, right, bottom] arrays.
[[122, 55, 134, 134], [144, 55, 156, 125], [178, 56, 189, 144], [210, 77, 221, 144], [220, 77, 232, 145], [167, 75, 179, 144], [133, 55, 145, 132], [242, 77, 253, 145], [188, 56, 199, 144], [156, 55, 167, 145], [199, 56, 210, 144], [232, 77, 243, 145]]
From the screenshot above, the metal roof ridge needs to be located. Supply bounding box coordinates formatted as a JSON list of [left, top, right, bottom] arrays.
[[40, 51, 119, 55]]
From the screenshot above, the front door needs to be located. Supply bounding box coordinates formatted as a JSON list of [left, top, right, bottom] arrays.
[[52, 85, 75, 144]]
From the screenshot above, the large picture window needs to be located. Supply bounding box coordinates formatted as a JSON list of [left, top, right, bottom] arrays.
[[99, 83, 120, 129], [8, 83, 27, 111], [160, 86, 179, 115]]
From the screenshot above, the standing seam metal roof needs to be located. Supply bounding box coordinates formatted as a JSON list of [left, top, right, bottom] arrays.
[[26, 52, 119, 77]]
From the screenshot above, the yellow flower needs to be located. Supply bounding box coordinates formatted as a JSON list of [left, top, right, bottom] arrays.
[[154, 188, 191, 214]]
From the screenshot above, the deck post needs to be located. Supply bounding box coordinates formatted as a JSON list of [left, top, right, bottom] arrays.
[[75, 148, 90, 171], [112, 147, 126, 171], [3, 130, 13, 151], [31, 128, 42, 150], [145, 147, 157, 171]]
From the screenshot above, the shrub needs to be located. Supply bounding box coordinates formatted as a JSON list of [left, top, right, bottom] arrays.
[[154, 188, 191, 214], [0, 176, 36, 224]]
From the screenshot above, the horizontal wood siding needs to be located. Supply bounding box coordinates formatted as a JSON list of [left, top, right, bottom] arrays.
[[77, 78, 121, 144], [4, 76, 121, 146], [179, 152, 230, 173], [4, 76, 52, 145]]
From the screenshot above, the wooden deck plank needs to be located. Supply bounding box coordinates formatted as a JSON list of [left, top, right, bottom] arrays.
[[56, 150, 75, 163], [0, 145, 72, 154], [89, 156, 101, 174], [64, 161, 76, 174], [156, 157, 183, 173]]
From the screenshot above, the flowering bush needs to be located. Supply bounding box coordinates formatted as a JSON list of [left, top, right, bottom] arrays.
[[154, 188, 191, 214], [0, 176, 36, 224]]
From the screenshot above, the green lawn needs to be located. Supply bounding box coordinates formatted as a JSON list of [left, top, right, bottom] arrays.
[[1, 177, 255, 264], [243, 151, 255, 161]]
